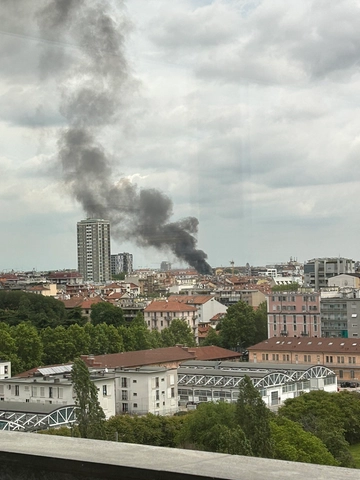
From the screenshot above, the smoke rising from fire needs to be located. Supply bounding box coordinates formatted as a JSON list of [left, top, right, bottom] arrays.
[[38, 0, 212, 274]]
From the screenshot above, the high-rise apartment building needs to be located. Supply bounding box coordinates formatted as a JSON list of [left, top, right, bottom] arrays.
[[77, 219, 111, 283], [111, 252, 133, 276]]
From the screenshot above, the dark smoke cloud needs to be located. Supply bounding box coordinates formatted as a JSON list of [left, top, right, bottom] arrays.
[[37, 0, 212, 274]]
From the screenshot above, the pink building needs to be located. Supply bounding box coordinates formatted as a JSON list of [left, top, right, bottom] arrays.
[[267, 292, 320, 338]]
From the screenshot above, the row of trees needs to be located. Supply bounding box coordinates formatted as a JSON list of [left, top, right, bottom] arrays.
[[0, 316, 195, 375]]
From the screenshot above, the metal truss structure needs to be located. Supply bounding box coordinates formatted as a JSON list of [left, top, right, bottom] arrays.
[[0, 405, 76, 432], [178, 365, 335, 391]]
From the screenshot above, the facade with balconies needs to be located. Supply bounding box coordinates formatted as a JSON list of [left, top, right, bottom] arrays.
[[144, 300, 197, 336], [267, 292, 321, 338]]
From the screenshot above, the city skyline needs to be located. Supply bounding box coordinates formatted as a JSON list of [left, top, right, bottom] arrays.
[[2, 1, 360, 271]]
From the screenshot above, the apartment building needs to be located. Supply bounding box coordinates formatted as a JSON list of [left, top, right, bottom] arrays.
[[144, 301, 197, 335], [113, 366, 178, 415], [111, 253, 133, 276], [304, 257, 355, 290], [267, 292, 321, 338], [168, 295, 227, 324], [77, 218, 111, 283], [321, 297, 360, 338]]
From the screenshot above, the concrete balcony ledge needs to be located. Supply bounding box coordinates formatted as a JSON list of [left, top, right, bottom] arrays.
[[0, 431, 359, 480]]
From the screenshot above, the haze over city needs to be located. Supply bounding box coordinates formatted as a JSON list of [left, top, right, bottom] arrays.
[[2, 0, 360, 271]]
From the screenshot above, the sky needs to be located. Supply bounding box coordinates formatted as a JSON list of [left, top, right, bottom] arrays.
[[1, 0, 360, 272]]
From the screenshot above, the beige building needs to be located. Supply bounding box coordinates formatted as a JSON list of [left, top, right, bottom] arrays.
[[144, 300, 197, 335], [26, 284, 57, 297], [248, 337, 360, 383]]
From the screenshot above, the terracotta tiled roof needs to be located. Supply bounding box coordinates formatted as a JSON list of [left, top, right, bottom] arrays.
[[168, 295, 215, 305], [61, 296, 104, 309], [144, 301, 197, 313], [248, 337, 360, 353], [187, 346, 241, 361], [81, 346, 195, 368]]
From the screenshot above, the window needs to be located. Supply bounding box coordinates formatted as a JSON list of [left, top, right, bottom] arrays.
[[133, 392, 137, 396], [156, 390, 160, 401], [15, 385, 19, 396], [4, 366, 8, 374], [155, 377, 159, 388], [133, 379, 137, 383], [121, 378, 128, 388], [171, 387, 175, 398], [40, 387, 45, 398], [49, 387, 53, 398], [133, 403, 138, 408], [122, 390, 128, 401], [103, 385, 107, 396], [122, 403, 128, 413], [339, 370, 344, 378], [351, 370, 355, 379]]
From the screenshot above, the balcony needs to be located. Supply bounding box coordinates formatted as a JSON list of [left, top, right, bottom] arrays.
[[280, 331, 288, 337]]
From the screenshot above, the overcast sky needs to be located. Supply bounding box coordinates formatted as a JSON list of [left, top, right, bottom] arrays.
[[1, 0, 360, 272]]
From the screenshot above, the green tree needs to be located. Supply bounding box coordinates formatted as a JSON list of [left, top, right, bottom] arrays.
[[90, 302, 125, 327], [270, 416, 338, 465], [65, 307, 87, 326], [71, 357, 106, 439], [41, 326, 76, 365], [253, 301, 268, 344], [201, 327, 221, 346], [272, 283, 300, 292], [66, 324, 91, 357], [176, 402, 239, 452], [0, 323, 21, 374], [165, 319, 196, 347], [278, 390, 355, 467], [112, 272, 125, 280], [160, 328, 176, 347], [235, 375, 274, 458], [12, 322, 43, 372], [218, 301, 256, 349]]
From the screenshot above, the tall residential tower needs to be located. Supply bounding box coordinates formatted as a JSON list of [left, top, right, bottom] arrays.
[[77, 218, 111, 283]]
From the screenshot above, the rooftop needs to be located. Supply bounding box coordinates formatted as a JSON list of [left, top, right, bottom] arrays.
[[249, 336, 360, 353]]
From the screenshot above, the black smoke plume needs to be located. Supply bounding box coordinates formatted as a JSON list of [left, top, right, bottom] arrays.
[[38, 0, 212, 274]]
